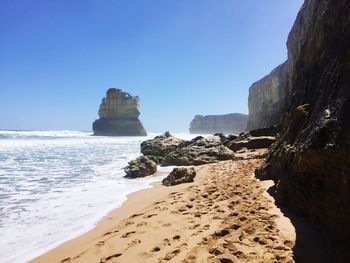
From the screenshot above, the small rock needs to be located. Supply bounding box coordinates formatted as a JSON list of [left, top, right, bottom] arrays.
[[162, 167, 196, 186], [124, 156, 157, 178]]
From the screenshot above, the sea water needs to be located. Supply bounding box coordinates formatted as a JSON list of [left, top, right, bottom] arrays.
[[0, 130, 197, 263]]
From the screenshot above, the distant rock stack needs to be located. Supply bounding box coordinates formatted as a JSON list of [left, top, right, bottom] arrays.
[[189, 113, 247, 134], [92, 88, 147, 136]]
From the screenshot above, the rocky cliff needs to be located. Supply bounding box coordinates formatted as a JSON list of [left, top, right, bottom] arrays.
[[255, 0, 350, 259], [92, 88, 147, 136], [189, 113, 247, 134], [246, 62, 287, 130]]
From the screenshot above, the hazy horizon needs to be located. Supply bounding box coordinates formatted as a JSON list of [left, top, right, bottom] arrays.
[[0, 0, 303, 132]]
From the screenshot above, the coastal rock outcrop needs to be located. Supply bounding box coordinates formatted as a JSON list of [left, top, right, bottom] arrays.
[[246, 62, 287, 130], [162, 167, 196, 186], [161, 135, 235, 166], [190, 113, 247, 134], [93, 88, 147, 136], [125, 133, 234, 178], [223, 127, 276, 152], [140, 132, 184, 163], [228, 135, 276, 152], [124, 156, 157, 178], [255, 0, 350, 259], [139, 132, 235, 167]]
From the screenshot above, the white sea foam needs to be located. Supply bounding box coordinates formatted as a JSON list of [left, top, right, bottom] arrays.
[[0, 130, 199, 263]]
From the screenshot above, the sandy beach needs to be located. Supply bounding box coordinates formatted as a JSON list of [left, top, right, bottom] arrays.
[[30, 149, 298, 263]]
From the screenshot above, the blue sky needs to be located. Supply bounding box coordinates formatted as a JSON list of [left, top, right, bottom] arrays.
[[0, 0, 303, 132]]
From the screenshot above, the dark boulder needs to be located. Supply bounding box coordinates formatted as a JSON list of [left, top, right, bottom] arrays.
[[162, 167, 196, 186], [124, 156, 157, 178]]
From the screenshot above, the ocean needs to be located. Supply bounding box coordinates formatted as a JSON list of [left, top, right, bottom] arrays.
[[0, 130, 196, 263]]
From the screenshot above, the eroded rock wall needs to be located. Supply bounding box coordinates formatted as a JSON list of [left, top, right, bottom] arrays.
[[246, 62, 287, 130], [93, 88, 147, 136], [189, 113, 247, 134], [255, 0, 350, 258]]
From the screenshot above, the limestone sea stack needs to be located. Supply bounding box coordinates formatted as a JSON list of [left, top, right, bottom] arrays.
[[246, 62, 287, 130], [189, 113, 247, 134], [92, 88, 147, 136]]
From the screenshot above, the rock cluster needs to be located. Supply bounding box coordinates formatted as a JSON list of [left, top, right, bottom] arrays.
[[124, 130, 275, 183], [255, 0, 350, 259], [246, 62, 287, 130], [141, 133, 235, 167], [124, 132, 239, 178], [93, 88, 147, 136], [162, 167, 196, 186], [189, 113, 248, 134]]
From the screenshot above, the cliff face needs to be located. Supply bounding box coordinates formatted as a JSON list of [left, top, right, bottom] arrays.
[[93, 88, 147, 136], [256, 0, 350, 257], [189, 113, 247, 134], [246, 62, 287, 130]]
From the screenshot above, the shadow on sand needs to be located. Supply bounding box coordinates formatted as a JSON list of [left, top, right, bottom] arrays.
[[266, 186, 333, 263]]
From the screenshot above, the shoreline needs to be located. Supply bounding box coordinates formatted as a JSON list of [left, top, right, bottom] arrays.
[[32, 149, 298, 263], [30, 170, 192, 263], [25, 167, 175, 263]]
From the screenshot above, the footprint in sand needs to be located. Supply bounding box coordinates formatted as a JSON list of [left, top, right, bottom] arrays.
[[163, 238, 171, 246], [193, 212, 201, 218], [130, 213, 143, 218], [121, 231, 136, 238], [95, 241, 105, 247], [100, 253, 122, 263], [203, 224, 210, 230], [173, 235, 181, 240], [124, 220, 135, 226], [213, 229, 230, 238], [136, 222, 147, 227], [218, 257, 234, 263], [151, 246, 161, 252], [144, 213, 158, 218], [189, 224, 201, 230], [128, 239, 141, 247], [209, 246, 225, 256], [102, 229, 119, 237], [163, 249, 181, 261], [178, 207, 187, 212], [230, 223, 241, 230]]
